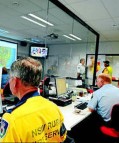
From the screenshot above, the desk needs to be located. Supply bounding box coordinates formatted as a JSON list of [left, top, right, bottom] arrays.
[[59, 103, 91, 131], [59, 94, 92, 131], [68, 87, 87, 93]]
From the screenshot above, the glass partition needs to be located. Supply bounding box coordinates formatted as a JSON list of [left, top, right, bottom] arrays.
[[0, 0, 99, 87], [25, 0, 100, 87], [86, 54, 119, 87], [42, 0, 99, 87]]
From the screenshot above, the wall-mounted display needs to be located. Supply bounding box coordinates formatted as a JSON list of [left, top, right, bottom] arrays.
[[0, 40, 17, 69], [30, 46, 48, 58]]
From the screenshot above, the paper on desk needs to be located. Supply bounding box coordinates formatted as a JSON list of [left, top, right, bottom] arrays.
[[75, 80, 82, 86], [76, 94, 92, 102]]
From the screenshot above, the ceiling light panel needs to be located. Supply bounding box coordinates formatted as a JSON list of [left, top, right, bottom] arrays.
[[69, 34, 82, 40], [63, 35, 76, 41], [29, 13, 54, 26], [21, 16, 46, 27]]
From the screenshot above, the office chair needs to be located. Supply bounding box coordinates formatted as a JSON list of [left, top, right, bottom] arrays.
[[3, 82, 12, 96], [63, 135, 75, 143], [40, 76, 50, 97], [100, 104, 119, 143]]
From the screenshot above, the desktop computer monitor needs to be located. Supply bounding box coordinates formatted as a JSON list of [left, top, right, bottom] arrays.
[[55, 77, 67, 97], [49, 78, 72, 106]]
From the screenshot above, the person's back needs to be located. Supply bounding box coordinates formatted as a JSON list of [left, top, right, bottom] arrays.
[[88, 73, 119, 122], [2, 95, 65, 142], [89, 84, 119, 121]]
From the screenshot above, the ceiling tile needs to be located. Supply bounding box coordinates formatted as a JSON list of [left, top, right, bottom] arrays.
[[101, 0, 119, 18], [70, 0, 110, 20]]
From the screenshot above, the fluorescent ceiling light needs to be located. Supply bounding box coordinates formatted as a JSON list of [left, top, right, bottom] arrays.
[[69, 34, 82, 40], [21, 16, 46, 27], [63, 35, 76, 41], [24, 38, 38, 43], [29, 13, 54, 26]]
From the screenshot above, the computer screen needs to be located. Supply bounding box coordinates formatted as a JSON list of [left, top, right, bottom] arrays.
[[0, 40, 17, 69], [55, 77, 67, 96]]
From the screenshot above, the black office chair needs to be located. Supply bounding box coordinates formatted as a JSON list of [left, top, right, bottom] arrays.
[[100, 104, 119, 143], [2, 82, 19, 105], [40, 76, 50, 97], [63, 135, 75, 143], [3, 82, 12, 96]]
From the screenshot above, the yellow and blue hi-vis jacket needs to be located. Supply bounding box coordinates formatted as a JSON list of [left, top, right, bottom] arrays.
[[0, 91, 67, 142]]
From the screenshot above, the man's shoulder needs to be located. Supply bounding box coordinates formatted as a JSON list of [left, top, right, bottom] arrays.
[[99, 84, 118, 92], [93, 88, 101, 95], [108, 66, 113, 70], [77, 63, 82, 66], [93, 86, 106, 95]]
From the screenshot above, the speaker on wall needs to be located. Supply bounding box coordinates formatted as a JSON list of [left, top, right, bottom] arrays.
[[20, 41, 27, 46]]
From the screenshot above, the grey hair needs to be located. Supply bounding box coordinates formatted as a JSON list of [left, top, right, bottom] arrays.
[[9, 57, 42, 87]]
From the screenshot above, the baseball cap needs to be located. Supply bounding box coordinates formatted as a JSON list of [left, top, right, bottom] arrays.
[[103, 60, 110, 64]]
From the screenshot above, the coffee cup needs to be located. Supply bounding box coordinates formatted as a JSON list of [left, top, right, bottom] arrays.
[[79, 91, 83, 97]]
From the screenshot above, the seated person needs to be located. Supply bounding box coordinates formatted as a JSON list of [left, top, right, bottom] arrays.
[[0, 57, 67, 142], [80, 73, 119, 142], [88, 73, 119, 124], [1, 67, 9, 89]]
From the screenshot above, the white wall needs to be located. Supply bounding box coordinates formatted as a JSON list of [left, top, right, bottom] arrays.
[[99, 41, 119, 54], [44, 42, 96, 78], [17, 43, 30, 57]]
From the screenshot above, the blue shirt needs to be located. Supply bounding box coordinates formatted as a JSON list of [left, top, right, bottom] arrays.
[[88, 84, 119, 121]]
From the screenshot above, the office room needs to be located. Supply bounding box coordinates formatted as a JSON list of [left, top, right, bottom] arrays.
[[0, 0, 119, 143]]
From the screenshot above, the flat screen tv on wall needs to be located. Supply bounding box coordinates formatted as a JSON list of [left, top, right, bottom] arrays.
[[30, 46, 48, 58], [0, 40, 17, 69]]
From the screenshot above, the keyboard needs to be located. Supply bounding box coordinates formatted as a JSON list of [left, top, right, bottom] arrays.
[[75, 102, 88, 110]]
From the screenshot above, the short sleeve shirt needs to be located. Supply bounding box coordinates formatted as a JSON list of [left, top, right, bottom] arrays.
[[88, 84, 119, 121]]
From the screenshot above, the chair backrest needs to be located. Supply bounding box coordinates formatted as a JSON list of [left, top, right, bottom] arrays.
[[111, 104, 119, 131], [3, 82, 12, 96], [44, 77, 50, 86]]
